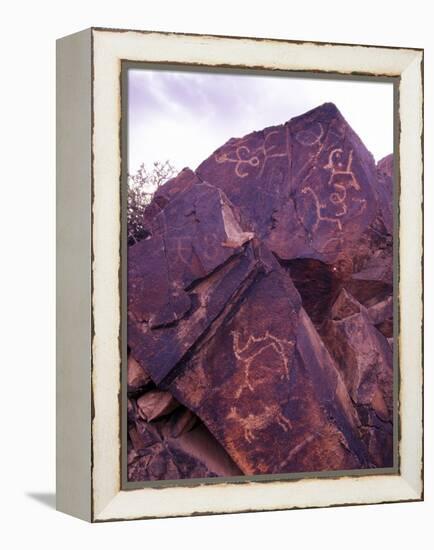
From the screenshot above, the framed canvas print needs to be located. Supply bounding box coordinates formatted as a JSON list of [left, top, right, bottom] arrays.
[[56, 27, 423, 522]]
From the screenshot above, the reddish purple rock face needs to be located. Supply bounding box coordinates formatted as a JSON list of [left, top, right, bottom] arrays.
[[127, 103, 394, 481]]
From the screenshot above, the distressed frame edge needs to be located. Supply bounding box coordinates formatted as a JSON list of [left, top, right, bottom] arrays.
[[56, 28, 93, 522], [90, 25, 424, 54], [397, 51, 424, 500], [89, 29, 423, 522], [95, 480, 422, 523]]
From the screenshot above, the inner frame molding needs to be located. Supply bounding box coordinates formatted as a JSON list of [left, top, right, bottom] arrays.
[[120, 61, 400, 490], [57, 27, 423, 523]]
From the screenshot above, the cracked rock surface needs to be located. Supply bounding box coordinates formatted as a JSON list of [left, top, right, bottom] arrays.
[[127, 103, 394, 481]]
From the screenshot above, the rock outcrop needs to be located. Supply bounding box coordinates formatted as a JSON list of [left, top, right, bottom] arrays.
[[127, 103, 394, 481]]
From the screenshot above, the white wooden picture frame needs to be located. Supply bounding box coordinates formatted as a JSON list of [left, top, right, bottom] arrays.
[[56, 27, 423, 522]]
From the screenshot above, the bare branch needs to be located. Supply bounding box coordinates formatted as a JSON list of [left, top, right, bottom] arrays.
[[127, 160, 177, 245]]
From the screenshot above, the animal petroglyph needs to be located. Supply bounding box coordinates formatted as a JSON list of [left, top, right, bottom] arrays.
[[214, 128, 289, 179], [227, 404, 293, 444], [231, 331, 294, 398], [301, 187, 343, 232]]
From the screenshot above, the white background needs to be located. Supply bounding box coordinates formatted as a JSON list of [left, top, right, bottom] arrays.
[[1, 1, 432, 548]]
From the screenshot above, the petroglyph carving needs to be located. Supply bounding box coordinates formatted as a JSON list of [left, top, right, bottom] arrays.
[[352, 197, 367, 215], [214, 128, 289, 179], [301, 148, 366, 234], [295, 124, 332, 183], [301, 187, 343, 232], [232, 331, 293, 398], [174, 235, 194, 267], [325, 148, 360, 191], [202, 233, 219, 261], [215, 146, 259, 178], [319, 236, 344, 253], [295, 122, 324, 146], [228, 404, 293, 443]]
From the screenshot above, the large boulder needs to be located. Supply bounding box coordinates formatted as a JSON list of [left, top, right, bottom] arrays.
[[127, 103, 394, 480], [196, 102, 379, 266]]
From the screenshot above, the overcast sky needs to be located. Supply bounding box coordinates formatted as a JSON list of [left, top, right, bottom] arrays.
[[127, 68, 394, 175]]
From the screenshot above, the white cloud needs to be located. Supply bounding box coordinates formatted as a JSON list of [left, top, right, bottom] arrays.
[[128, 69, 394, 174]]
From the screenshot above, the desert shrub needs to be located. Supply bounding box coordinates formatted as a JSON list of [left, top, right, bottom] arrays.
[[127, 160, 177, 245]]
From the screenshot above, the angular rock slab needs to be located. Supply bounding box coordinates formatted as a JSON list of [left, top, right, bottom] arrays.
[[129, 181, 253, 328], [166, 257, 368, 475], [128, 408, 242, 481], [321, 288, 393, 467], [128, 181, 257, 384]]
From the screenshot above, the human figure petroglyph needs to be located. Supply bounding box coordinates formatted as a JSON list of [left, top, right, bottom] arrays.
[[324, 149, 360, 216], [227, 404, 293, 444], [325, 148, 360, 192], [231, 331, 294, 398], [301, 148, 365, 234], [214, 128, 288, 179]]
